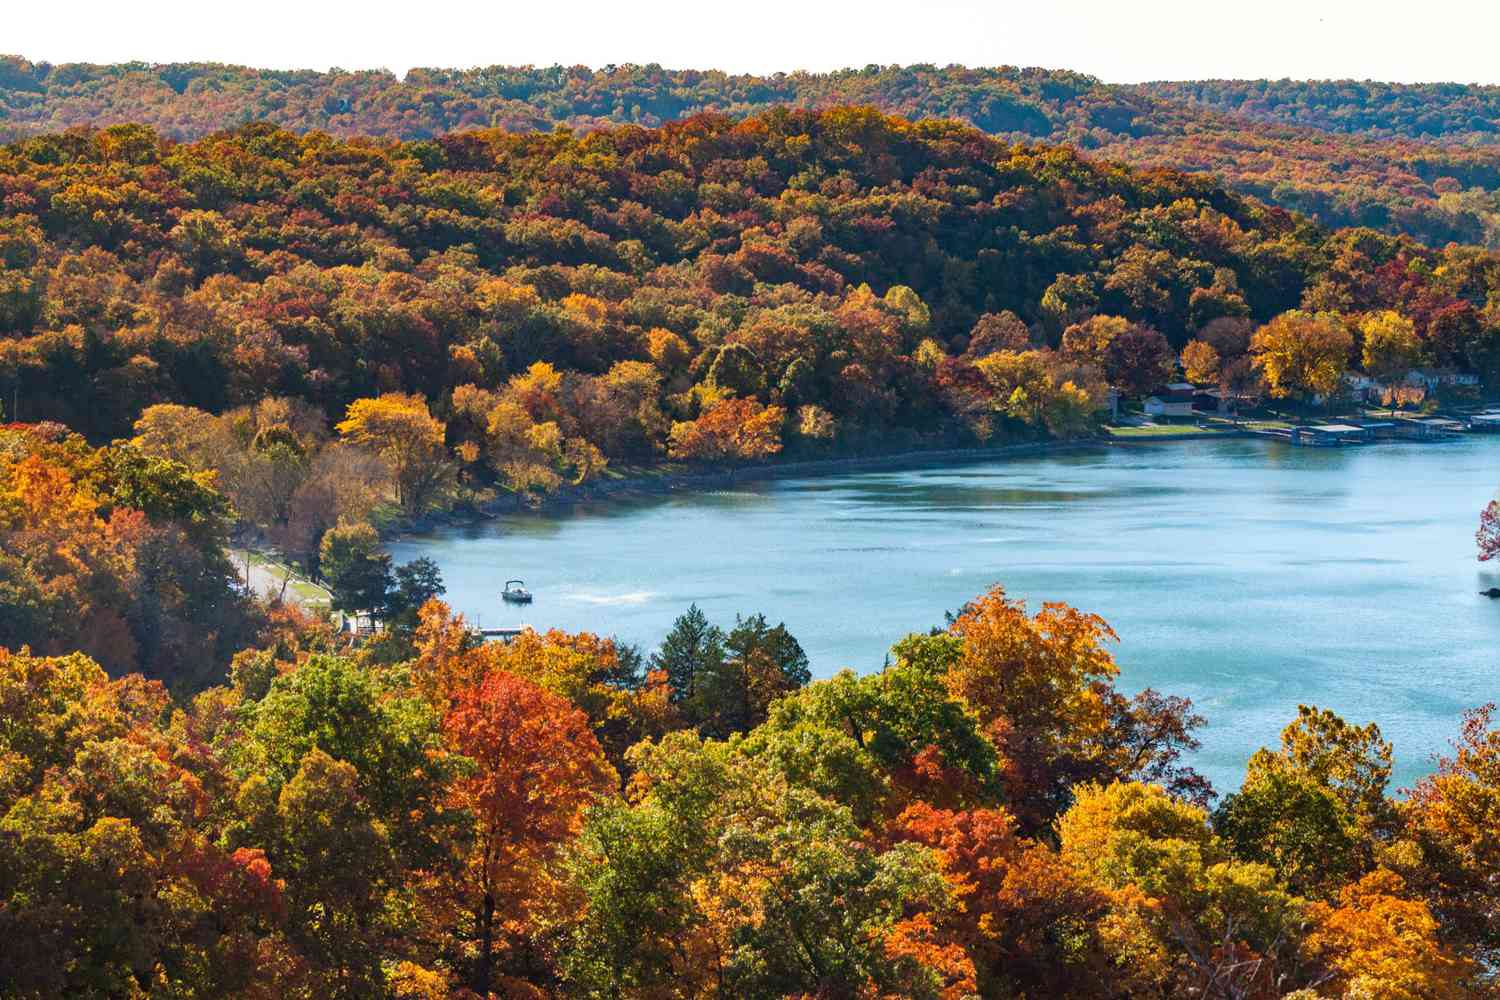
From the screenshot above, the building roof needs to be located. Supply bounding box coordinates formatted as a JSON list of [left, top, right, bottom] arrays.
[[1310, 424, 1365, 433]]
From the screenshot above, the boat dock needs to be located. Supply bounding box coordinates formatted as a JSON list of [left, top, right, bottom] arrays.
[[470, 625, 528, 641], [1253, 414, 1479, 447]]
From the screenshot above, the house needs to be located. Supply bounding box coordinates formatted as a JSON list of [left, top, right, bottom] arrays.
[[1407, 369, 1481, 390], [1343, 372, 1382, 402], [342, 611, 385, 637], [1143, 382, 1196, 420]]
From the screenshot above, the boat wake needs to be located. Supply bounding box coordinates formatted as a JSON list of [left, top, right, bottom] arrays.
[[565, 590, 658, 606]]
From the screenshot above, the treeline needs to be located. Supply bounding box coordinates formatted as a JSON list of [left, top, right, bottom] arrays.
[[1138, 78, 1500, 141], [3, 575, 1498, 997], [7, 56, 1500, 246]]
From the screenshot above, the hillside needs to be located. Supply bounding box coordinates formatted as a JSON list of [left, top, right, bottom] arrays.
[[5, 57, 1500, 246], [1136, 78, 1500, 141]]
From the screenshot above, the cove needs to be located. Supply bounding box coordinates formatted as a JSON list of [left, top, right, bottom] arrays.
[[388, 436, 1500, 792]]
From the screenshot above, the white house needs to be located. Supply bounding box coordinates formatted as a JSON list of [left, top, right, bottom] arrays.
[[1143, 395, 1194, 419]]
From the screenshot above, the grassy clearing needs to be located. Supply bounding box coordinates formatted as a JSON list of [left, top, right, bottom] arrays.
[[1105, 423, 1227, 438]]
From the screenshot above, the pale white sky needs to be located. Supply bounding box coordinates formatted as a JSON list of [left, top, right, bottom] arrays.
[[9, 0, 1500, 84]]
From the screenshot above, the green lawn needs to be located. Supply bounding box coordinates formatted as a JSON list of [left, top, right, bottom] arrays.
[[233, 549, 332, 608], [1105, 423, 1227, 438]]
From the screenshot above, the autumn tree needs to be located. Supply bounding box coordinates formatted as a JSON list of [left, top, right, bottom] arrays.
[[1179, 338, 1221, 385], [1308, 869, 1474, 999], [1251, 310, 1354, 402], [668, 397, 785, 462], [1478, 500, 1500, 561], [443, 670, 615, 995], [1403, 703, 1500, 969], [1058, 781, 1312, 997], [965, 310, 1032, 357], [939, 587, 1205, 832], [336, 393, 452, 515], [1103, 322, 1175, 396], [1360, 309, 1420, 384]]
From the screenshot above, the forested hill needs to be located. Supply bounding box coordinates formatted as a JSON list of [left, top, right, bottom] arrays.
[[5, 57, 1500, 247], [1136, 78, 1500, 141]]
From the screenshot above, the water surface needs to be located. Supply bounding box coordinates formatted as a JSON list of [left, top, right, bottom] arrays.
[[390, 437, 1500, 791]]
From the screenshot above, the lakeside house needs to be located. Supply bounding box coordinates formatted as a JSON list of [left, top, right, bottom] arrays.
[[1144, 382, 1196, 420], [1344, 372, 1382, 402], [1407, 368, 1480, 390]]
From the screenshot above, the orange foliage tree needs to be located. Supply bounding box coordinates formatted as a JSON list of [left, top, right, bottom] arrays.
[[668, 397, 785, 462], [443, 670, 616, 995]]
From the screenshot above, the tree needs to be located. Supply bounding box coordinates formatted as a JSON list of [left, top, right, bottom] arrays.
[[1404, 703, 1500, 969], [443, 670, 614, 995], [1179, 339, 1221, 385], [1251, 310, 1354, 401], [318, 521, 391, 613], [657, 610, 812, 739], [386, 557, 445, 632], [966, 311, 1032, 357], [668, 397, 784, 462], [1059, 314, 1129, 367], [1102, 323, 1174, 396], [1360, 310, 1420, 383], [650, 604, 723, 705], [942, 587, 1119, 829], [1308, 869, 1474, 999], [894, 803, 1110, 997], [231, 654, 460, 995], [1215, 705, 1395, 898], [0, 649, 284, 997], [1058, 781, 1313, 997], [746, 644, 1001, 820], [1477, 500, 1500, 561], [562, 734, 958, 999], [335, 393, 452, 515]]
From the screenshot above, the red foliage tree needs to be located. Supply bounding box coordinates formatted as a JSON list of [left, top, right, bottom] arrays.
[[1477, 500, 1500, 561]]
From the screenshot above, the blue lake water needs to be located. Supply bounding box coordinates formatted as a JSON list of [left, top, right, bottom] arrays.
[[388, 437, 1500, 792]]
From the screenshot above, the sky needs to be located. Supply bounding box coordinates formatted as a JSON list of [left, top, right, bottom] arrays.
[[9, 0, 1500, 85]]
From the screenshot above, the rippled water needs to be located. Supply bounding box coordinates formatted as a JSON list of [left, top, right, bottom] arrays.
[[388, 437, 1500, 792]]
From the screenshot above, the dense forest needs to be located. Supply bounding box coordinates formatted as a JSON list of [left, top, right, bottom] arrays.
[[6, 57, 1500, 245], [5, 89, 1500, 997], [3, 438, 1499, 999]]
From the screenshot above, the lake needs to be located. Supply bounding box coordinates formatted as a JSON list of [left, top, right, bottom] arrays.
[[388, 436, 1500, 792]]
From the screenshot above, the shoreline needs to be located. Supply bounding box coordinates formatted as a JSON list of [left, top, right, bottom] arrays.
[[393, 427, 1254, 538]]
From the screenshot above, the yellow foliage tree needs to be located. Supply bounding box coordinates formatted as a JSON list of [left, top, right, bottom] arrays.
[[1179, 340, 1221, 385], [1359, 310, 1420, 383], [335, 393, 451, 515], [1250, 310, 1353, 400]]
